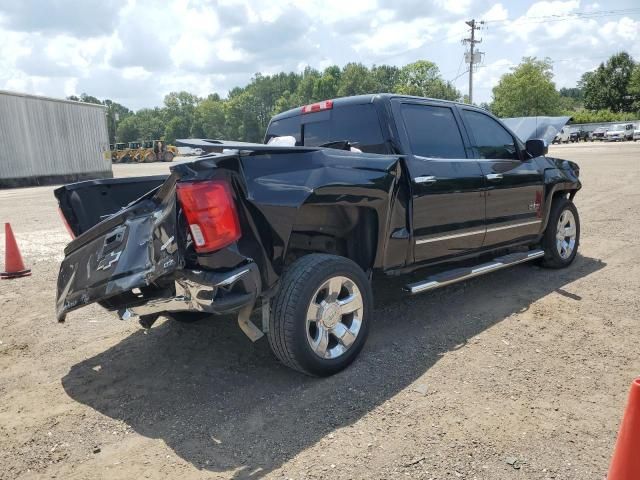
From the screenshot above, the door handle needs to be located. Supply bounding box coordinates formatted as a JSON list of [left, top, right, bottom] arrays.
[[485, 173, 503, 181], [415, 175, 437, 184]]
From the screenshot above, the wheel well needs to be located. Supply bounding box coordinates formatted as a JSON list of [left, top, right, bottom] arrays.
[[285, 206, 378, 272], [552, 189, 577, 202]]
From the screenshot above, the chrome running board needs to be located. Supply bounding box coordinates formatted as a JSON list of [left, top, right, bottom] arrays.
[[405, 249, 545, 294]]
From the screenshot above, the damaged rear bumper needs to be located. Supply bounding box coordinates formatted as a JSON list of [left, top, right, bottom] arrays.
[[116, 262, 261, 320]]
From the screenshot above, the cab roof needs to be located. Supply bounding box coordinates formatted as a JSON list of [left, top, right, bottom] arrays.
[[270, 93, 470, 122]]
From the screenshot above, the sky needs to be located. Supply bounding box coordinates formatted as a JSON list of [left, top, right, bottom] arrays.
[[0, 0, 639, 110]]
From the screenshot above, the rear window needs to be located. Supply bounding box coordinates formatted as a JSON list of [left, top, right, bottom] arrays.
[[265, 115, 301, 144], [265, 104, 389, 154]]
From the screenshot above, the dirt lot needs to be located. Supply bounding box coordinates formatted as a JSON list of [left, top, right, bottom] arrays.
[[1, 142, 639, 479]]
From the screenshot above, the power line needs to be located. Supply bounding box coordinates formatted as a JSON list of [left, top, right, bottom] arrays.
[[446, 55, 466, 84], [483, 8, 640, 25]]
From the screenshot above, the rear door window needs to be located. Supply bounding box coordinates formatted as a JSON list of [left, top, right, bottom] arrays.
[[399, 104, 467, 158]]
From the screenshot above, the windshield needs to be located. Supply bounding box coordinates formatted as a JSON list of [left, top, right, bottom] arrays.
[[611, 125, 624, 132]]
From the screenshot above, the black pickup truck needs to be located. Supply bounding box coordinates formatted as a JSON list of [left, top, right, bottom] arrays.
[[55, 94, 581, 376]]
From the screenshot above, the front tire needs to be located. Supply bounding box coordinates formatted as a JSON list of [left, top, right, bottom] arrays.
[[541, 198, 580, 268], [268, 254, 372, 376]]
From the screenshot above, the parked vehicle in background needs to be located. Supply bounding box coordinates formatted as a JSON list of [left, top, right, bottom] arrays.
[[54, 94, 581, 376], [552, 127, 570, 144], [605, 123, 634, 142], [568, 130, 579, 143], [591, 126, 608, 141], [575, 129, 589, 142], [633, 125, 640, 142]]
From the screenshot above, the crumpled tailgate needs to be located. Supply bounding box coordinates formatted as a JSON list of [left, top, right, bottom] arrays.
[[56, 179, 181, 321]]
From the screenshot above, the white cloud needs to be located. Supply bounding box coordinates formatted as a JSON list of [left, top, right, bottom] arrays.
[[352, 17, 440, 57], [473, 58, 514, 96], [434, 0, 472, 15], [1, 0, 639, 107], [601, 17, 640, 41]]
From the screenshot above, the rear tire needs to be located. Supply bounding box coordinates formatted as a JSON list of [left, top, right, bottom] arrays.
[[541, 197, 580, 268], [268, 254, 372, 376]]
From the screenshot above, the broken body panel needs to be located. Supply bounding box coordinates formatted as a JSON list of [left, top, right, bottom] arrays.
[[55, 148, 403, 322]]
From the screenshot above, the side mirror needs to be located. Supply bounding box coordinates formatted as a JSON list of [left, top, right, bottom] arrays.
[[525, 138, 548, 157]]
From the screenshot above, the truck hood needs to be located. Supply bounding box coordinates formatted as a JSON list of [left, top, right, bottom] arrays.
[[502, 116, 572, 144]]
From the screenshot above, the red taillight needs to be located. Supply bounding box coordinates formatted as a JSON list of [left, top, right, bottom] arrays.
[[58, 208, 76, 239], [301, 99, 333, 114], [176, 180, 241, 253]]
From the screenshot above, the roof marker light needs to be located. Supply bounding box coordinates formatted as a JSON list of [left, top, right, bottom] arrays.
[[301, 100, 333, 114]]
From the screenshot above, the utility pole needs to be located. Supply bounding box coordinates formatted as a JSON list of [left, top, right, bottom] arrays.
[[463, 19, 483, 104]]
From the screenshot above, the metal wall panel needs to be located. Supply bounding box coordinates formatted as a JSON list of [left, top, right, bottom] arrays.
[[0, 90, 112, 186]]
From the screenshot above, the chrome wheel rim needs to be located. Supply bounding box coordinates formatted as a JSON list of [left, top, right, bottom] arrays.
[[556, 209, 577, 259], [305, 276, 364, 360]]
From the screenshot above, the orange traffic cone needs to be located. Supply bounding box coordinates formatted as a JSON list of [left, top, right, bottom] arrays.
[[608, 378, 640, 479], [1, 223, 31, 279]]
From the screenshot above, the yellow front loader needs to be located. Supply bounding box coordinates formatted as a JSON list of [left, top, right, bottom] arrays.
[[111, 143, 130, 163], [138, 140, 178, 162]]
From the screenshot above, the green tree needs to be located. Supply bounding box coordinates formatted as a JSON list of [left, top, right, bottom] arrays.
[[567, 109, 638, 124], [628, 64, 640, 111], [371, 65, 400, 93], [296, 67, 322, 102], [337, 63, 376, 97], [66, 93, 102, 105], [274, 90, 302, 115], [115, 116, 139, 143], [192, 96, 227, 139], [164, 116, 191, 144], [134, 108, 166, 141], [104, 99, 132, 144], [491, 57, 560, 117], [163, 91, 201, 118], [559, 87, 583, 100], [394, 60, 460, 100], [312, 66, 341, 101], [582, 52, 636, 112], [162, 91, 201, 141], [225, 90, 263, 142]]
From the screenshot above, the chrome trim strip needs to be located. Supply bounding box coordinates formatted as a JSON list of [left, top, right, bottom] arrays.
[[486, 219, 542, 233], [416, 229, 485, 244], [216, 268, 250, 287], [414, 175, 437, 184], [406, 249, 545, 294], [415, 220, 542, 245]]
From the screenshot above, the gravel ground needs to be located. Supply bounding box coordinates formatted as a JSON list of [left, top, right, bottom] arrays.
[[0, 142, 639, 479]]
